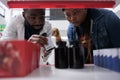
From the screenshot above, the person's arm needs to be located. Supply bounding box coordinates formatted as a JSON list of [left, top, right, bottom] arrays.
[[44, 22, 55, 51], [67, 23, 75, 45], [37, 34, 54, 63], [105, 11, 120, 47], [42, 22, 55, 62]]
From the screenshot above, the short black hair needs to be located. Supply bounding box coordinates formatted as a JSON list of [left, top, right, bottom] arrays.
[[23, 9, 45, 15]]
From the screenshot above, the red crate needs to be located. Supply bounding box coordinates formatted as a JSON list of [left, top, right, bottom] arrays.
[[0, 40, 40, 77]]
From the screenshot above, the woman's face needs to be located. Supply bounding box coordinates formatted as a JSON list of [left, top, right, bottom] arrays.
[[63, 9, 87, 26]]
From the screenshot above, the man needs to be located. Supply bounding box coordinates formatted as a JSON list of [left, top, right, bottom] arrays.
[[1, 9, 54, 64], [62, 8, 120, 63]]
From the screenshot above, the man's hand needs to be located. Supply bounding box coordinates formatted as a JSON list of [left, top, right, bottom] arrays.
[[28, 35, 48, 46]]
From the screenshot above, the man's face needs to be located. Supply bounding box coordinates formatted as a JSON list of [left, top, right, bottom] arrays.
[[23, 9, 45, 30], [63, 9, 87, 26]]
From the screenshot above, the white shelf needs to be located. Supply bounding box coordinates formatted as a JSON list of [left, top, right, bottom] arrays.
[[0, 64, 120, 80]]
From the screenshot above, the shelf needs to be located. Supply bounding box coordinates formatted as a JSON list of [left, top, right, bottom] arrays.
[[7, 0, 115, 8], [0, 64, 120, 80]]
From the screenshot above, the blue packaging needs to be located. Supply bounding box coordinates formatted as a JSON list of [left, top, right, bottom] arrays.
[[118, 49, 120, 72], [99, 50, 104, 67], [93, 50, 99, 66], [102, 49, 107, 68], [106, 49, 112, 69], [110, 49, 119, 72]]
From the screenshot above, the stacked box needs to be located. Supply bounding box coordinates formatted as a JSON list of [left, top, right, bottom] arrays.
[[110, 49, 118, 71], [119, 50, 120, 72], [0, 40, 40, 77], [93, 50, 99, 66], [93, 48, 120, 72], [105, 49, 112, 69], [102, 49, 107, 68], [99, 49, 104, 67]]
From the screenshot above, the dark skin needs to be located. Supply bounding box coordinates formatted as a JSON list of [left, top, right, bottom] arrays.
[[63, 9, 89, 48], [63, 9, 87, 27], [22, 9, 48, 46]]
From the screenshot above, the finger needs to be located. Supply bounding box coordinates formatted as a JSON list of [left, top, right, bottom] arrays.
[[28, 35, 39, 41], [31, 35, 40, 38], [30, 37, 48, 45], [28, 36, 39, 42], [38, 37, 48, 45], [28, 35, 48, 46]]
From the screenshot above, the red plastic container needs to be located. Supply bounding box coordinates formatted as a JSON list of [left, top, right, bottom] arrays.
[[0, 40, 40, 77]]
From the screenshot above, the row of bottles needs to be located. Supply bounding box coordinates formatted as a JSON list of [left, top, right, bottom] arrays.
[[54, 40, 84, 69]]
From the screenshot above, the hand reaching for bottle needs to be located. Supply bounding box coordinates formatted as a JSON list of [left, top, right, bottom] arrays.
[[28, 34, 48, 46]]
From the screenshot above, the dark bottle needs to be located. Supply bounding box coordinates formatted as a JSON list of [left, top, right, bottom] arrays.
[[68, 40, 84, 69], [55, 41, 68, 68]]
